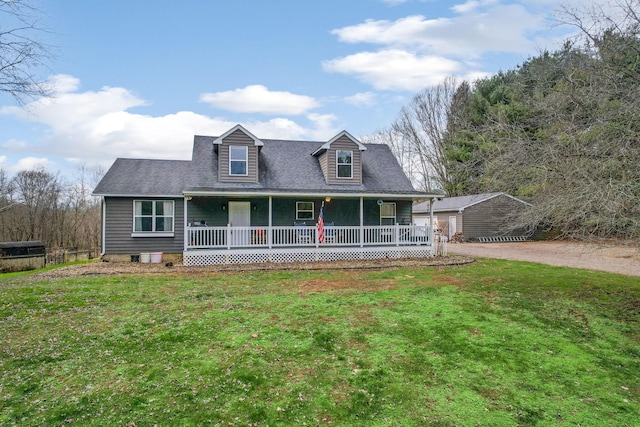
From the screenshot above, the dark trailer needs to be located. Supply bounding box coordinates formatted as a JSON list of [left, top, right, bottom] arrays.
[[0, 241, 46, 272]]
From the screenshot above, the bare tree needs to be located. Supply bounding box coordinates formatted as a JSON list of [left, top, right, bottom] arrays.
[[1, 166, 105, 250], [361, 128, 429, 191], [9, 168, 63, 244], [0, 0, 53, 105], [0, 167, 16, 241], [557, 0, 640, 84], [390, 77, 459, 192], [63, 165, 103, 250]]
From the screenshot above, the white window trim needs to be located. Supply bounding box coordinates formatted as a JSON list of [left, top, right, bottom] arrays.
[[380, 202, 396, 225], [296, 201, 315, 221], [336, 149, 353, 179], [229, 145, 249, 176], [132, 200, 175, 237], [131, 232, 175, 238]]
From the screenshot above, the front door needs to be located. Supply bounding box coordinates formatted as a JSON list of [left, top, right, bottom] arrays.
[[228, 201, 251, 245], [448, 215, 457, 240]]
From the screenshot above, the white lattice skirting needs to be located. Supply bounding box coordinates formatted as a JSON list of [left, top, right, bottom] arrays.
[[183, 246, 436, 266], [476, 236, 528, 242]]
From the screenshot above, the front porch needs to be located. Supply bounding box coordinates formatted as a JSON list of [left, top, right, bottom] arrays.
[[182, 196, 440, 265], [184, 224, 440, 265]]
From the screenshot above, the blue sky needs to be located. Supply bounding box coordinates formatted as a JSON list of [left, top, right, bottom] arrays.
[[0, 0, 591, 179]]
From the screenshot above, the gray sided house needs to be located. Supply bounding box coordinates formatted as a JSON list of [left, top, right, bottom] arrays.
[[94, 125, 444, 265], [413, 192, 533, 242]]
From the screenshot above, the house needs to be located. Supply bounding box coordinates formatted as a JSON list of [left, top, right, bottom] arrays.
[[413, 192, 533, 242], [93, 124, 444, 265]]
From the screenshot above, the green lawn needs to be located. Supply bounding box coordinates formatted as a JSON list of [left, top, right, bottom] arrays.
[[1, 259, 639, 426]]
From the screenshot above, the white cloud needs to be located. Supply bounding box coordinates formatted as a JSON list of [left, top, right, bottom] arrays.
[[200, 85, 320, 115], [325, 0, 572, 91], [6, 157, 55, 173], [0, 139, 30, 152], [451, 0, 498, 14], [381, 0, 410, 5], [2, 82, 148, 137], [331, 6, 544, 57], [323, 49, 463, 91], [44, 74, 82, 94], [306, 113, 340, 140], [344, 92, 377, 107], [0, 76, 339, 173], [331, 15, 443, 46], [243, 118, 308, 140]]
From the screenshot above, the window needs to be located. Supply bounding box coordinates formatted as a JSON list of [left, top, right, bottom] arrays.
[[380, 202, 396, 225], [229, 145, 248, 175], [133, 200, 174, 235], [336, 150, 353, 178], [296, 201, 314, 221]]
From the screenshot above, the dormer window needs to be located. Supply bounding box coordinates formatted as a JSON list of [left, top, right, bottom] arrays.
[[229, 145, 248, 176], [337, 150, 353, 178], [311, 130, 365, 185]]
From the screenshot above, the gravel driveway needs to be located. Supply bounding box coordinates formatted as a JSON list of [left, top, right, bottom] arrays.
[[447, 241, 640, 277]]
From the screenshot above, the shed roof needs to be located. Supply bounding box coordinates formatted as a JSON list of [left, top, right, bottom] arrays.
[[413, 192, 530, 214]]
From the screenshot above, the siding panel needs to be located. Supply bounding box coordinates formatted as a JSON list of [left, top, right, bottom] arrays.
[[104, 197, 184, 254], [318, 152, 328, 181], [397, 201, 412, 224], [462, 195, 529, 240], [325, 136, 362, 185], [218, 129, 259, 183]]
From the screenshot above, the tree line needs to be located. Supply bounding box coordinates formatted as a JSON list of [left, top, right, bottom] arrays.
[[371, 1, 640, 241], [0, 167, 102, 251], [1, 1, 101, 251]]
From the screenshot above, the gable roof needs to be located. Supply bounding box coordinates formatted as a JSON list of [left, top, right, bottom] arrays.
[[93, 133, 433, 198], [413, 192, 530, 214], [311, 130, 367, 156], [213, 124, 264, 146], [92, 158, 193, 196]]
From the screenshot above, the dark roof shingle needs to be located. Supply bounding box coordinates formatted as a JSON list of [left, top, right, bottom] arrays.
[[94, 135, 426, 197]]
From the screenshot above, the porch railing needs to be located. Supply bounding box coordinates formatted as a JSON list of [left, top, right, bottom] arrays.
[[186, 224, 431, 250]]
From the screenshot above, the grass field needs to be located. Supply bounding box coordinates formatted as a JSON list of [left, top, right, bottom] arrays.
[[1, 258, 639, 426]]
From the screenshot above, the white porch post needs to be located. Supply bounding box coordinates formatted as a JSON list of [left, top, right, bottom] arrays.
[[101, 196, 106, 256], [395, 223, 399, 246], [429, 197, 435, 247], [183, 197, 188, 250], [268, 196, 273, 249], [359, 197, 364, 247]]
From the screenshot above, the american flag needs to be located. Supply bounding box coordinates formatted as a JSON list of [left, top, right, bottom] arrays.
[[317, 204, 325, 243]]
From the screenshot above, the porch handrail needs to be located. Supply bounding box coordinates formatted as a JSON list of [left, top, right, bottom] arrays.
[[185, 224, 431, 250]]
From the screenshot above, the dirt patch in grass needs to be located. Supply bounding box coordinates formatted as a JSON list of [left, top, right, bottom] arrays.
[[298, 267, 397, 292], [430, 273, 466, 288], [297, 275, 397, 293], [31, 255, 474, 282]]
